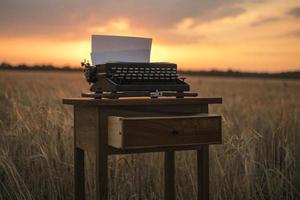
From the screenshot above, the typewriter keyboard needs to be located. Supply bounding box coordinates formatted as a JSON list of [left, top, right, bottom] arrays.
[[107, 65, 179, 84]]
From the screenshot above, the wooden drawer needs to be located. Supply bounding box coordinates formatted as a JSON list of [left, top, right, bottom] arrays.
[[108, 114, 222, 149]]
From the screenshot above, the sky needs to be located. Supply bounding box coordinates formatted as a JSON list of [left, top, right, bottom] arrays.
[[0, 0, 300, 72]]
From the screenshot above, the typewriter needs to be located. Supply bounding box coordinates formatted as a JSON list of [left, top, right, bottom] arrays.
[[82, 62, 198, 99]]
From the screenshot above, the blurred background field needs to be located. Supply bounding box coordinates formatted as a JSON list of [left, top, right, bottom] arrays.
[[0, 71, 299, 200]]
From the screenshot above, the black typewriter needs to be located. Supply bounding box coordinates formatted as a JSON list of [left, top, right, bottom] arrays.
[[82, 62, 198, 99]]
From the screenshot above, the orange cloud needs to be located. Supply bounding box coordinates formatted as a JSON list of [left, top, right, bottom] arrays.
[[0, 0, 299, 72]]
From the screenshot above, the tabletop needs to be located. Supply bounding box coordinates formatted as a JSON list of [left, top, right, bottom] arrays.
[[63, 97, 222, 106]]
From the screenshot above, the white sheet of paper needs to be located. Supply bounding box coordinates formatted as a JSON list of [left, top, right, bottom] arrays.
[[91, 35, 152, 65]]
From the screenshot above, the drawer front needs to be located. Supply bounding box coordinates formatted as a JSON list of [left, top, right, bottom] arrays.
[[108, 114, 222, 149]]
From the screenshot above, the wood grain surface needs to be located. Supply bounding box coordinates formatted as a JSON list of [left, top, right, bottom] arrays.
[[74, 106, 99, 152], [63, 97, 222, 106]]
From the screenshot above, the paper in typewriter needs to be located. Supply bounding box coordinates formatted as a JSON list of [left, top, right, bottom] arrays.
[[91, 35, 152, 65]]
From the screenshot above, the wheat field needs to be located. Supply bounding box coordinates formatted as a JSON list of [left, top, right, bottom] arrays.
[[0, 71, 299, 200]]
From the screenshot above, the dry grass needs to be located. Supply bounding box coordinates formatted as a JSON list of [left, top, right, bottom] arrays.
[[0, 71, 299, 200]]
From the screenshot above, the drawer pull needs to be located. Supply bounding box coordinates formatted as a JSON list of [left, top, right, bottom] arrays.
[[171, 130, 179, 135]]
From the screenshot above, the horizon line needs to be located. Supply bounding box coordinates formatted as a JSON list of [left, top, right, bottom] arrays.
[[0, 61, 299, 74]]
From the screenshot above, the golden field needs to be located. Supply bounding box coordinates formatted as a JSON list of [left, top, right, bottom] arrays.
[[0, 71, 299, 200]]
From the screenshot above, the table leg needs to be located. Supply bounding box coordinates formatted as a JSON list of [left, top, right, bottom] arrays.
[[96, 146, 108, 200], [197, 145, 209, 200], [164, 151, 175, 200], [95, 109, 109, 200], [75, 147, 85, 200]]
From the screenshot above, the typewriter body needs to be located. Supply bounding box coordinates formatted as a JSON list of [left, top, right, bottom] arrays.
[[82, 62, 197, 99]]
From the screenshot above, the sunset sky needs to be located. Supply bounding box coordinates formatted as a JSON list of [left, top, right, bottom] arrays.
[[0, 0, 300, 72]]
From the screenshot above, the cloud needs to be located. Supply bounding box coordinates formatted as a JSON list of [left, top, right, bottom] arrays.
[[284, 30, 300, 38], [251, 17, 281, 27], [287, 6, 300, 18], [0, 0, 251, 43], [207, 6, 246, 21]]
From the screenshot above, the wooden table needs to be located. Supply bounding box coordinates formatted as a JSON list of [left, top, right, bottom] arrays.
[[63, 97, 222, 200]]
